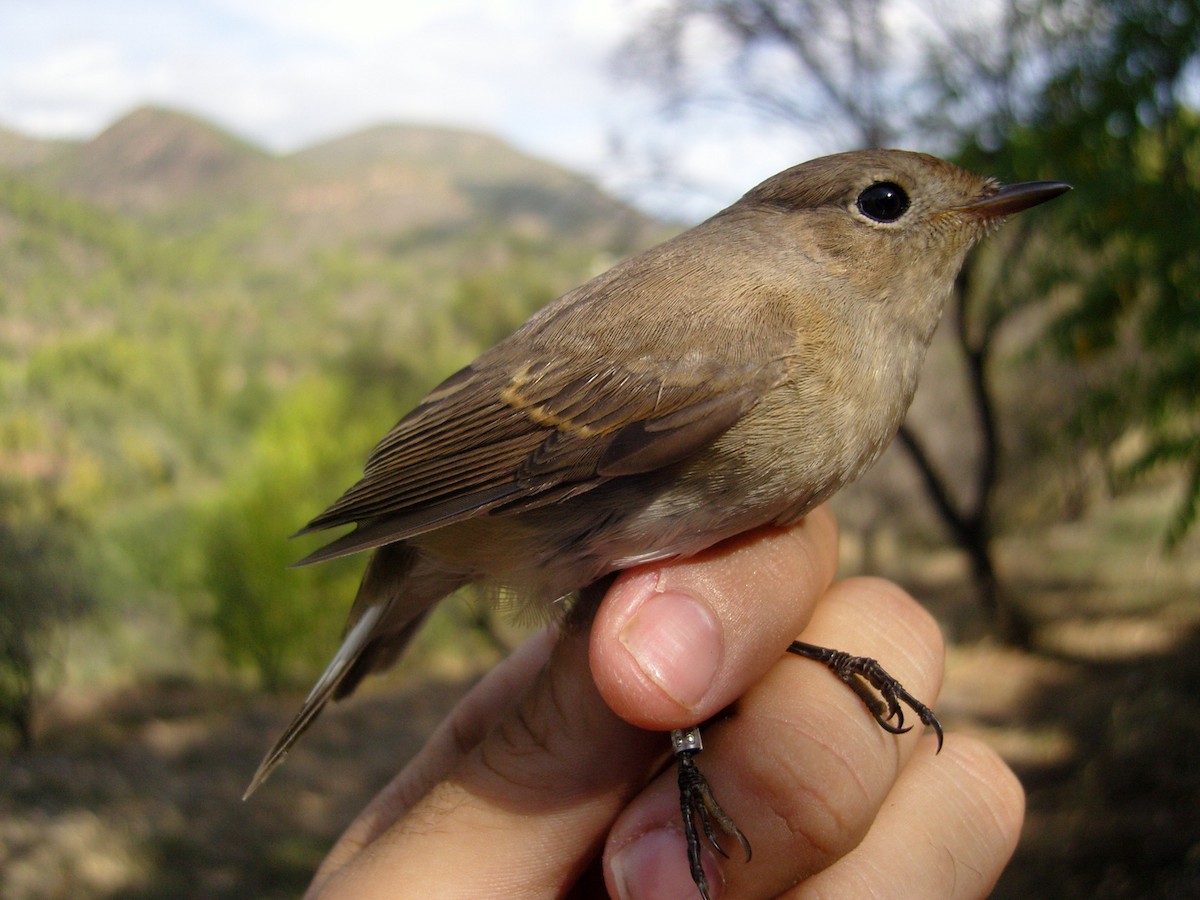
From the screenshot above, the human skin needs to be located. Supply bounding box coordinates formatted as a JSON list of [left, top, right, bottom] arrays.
[[304, 506, 1024, 899]]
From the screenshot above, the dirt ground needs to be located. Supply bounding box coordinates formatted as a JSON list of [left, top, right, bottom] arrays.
[[3, 573, 1200, 899], [0, 671, 474, 899]]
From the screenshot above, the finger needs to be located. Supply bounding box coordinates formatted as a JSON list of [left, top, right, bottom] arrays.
[[313, 628, 557, 884], [309, 626, 665, 899], [315, 509, 839, 896], [787, 736, 1024, 899], [604, 576, 945, 899], [591, 505, 840, 730]]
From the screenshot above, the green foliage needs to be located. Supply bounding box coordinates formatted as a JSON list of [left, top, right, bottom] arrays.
[[0, 112, 654, 696], [943, 0, 1200, 545], [196, 376, 387, 690], [185, 231, 584, 686], [1029, 0, 1200, 545], [0, 473, 95, 748], [448, 238, 577, 350]]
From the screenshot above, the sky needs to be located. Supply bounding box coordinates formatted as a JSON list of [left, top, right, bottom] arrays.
[[0, 0, 824, 218]]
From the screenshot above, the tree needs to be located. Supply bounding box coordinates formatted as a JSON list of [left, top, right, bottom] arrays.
[[619, 0, 1054, 639], [0, 480, 94, 749], [197, 376, 381, 689], [621, 0, 923, 150], [1022, 0, 1200, 547], [621, 0, 1200, 639]]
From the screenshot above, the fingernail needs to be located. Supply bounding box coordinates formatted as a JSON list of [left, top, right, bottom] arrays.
[[619, 585, 721, 709], [612, 828, 722, 900]]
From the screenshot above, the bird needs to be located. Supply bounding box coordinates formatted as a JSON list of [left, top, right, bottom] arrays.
[[244, 149, 1069, 898]]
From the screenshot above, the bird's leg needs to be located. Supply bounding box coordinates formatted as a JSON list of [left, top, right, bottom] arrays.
[[671, 643, 942, 898], [672, 726, 751, 900], [786, 640, 944, 751]]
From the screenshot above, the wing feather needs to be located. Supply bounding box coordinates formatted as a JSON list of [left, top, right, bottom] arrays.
[[295, 244, 799, 563], [294, 353, 786, 563]]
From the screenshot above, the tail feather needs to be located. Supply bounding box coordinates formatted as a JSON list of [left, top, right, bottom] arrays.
[[243, 602, 385, 799], [243, 541, 467, 800], [333, 608, 431, 701]]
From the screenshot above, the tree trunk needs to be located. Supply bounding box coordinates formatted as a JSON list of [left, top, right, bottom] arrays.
[[893, 257, 1035, 645]]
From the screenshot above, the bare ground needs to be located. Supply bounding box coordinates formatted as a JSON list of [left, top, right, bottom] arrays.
[[3, 573, 1200, 899]]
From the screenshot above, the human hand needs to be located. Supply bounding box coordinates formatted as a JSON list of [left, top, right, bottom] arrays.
[[305, 507, 1023, 899]]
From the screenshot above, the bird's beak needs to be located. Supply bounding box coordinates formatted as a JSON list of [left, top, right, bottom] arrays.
[[957, 181, 1072, 219]]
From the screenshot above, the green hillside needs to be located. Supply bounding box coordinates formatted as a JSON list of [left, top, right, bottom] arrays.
[[0, 105, 666, 700]]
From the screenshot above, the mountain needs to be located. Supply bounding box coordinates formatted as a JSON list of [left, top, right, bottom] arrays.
[[0, 107, 658, 253], [0, 126, 73, 171], [0, 105, 664, 545], [291, 124, 646, 244], [24, 106, 275, 216], [0, 106, 674, 743]]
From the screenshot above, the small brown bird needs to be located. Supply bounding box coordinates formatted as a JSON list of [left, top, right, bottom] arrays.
[[245, 149, 1068, 897]]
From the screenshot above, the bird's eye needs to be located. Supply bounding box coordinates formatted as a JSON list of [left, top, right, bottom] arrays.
[[856, 182, 910, 223]]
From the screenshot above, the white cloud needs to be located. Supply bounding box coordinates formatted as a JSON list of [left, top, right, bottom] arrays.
[[208, 0, 480, 50], [3, 41, 122, 130], [0, 0, 807, 215]]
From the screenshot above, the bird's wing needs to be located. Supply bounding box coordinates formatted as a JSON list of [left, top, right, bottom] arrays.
[[292, 345, 788, 566]]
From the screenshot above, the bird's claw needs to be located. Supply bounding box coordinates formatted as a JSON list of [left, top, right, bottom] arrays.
[[786, 640, 944, 751], [668, 642, 941, 899], [675, 738, 751, 900]]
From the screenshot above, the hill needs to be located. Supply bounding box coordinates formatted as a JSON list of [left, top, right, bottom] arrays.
[[0, 106, 666, 707], [15, 107, 273, 217], [0, 125, 72, 171], [0, 105, 664, 459], [291, 123, 647, 245], [0, 106, 672, 781], [2, 106, 657, 254]]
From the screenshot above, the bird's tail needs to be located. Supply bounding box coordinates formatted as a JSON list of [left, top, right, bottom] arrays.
[[243, 542, 459, 799]]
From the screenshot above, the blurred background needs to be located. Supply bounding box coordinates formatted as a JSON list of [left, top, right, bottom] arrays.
[[2, 1, 1199, 897]]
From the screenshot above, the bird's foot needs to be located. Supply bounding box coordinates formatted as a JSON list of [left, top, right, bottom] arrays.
[[669, 645, 940, 898], [786, 640, 944, 751], [672, 727, 751, 900]]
